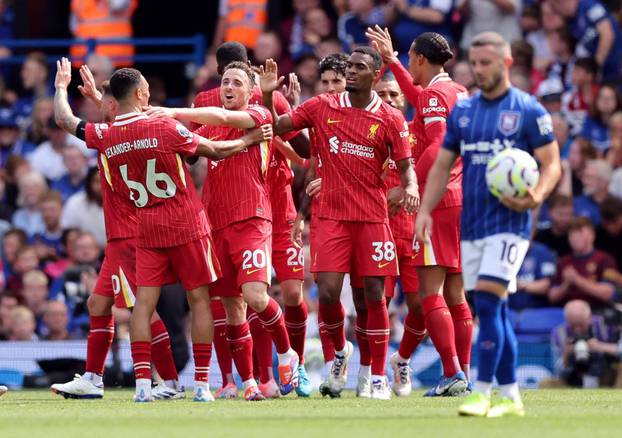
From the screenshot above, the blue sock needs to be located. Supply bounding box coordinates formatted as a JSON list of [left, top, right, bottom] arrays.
[[495, 300, 518, 385], [474, 291, 504, 384]]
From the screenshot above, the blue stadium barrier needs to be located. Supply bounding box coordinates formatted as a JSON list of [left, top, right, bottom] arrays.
[[513, 307, 565, 342], [0, 35, 206, 66]]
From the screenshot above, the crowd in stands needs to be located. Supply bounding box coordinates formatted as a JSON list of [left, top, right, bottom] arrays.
[[1, 0, 621, 385]]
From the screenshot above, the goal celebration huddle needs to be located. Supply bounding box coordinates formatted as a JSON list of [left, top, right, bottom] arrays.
[[47, 27, 560, 417]]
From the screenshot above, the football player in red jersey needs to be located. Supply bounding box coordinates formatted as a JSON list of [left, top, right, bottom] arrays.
[[262, 47, 419, 400], [189, 42, 312, 398], [367, 27, 474, 397], [147, 61, 301, 401], [50, 58, 184, 400], [102, 67, 270, 402]]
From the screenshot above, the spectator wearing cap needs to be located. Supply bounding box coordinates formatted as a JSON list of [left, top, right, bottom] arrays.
[[549, 217, 619, 313], [27, 117, 88, 182], [31, 190, 64, 263], [574, 159, 613, 226], [390, 0, 455, 66], [12, 170, 47, 237], [509, 240, 557, 311], [338, 0, 386, 52], [458, 0, 521, 54], [0, 108, 36, 167], [537, 77, 564, 114], [536, 194, 574, 258], [561, 58, 599, 138], [596, 196, 622, 270], [580, 84, 622, 153], [50, 146, 88, 202]]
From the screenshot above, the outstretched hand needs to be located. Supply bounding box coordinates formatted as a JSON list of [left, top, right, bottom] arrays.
[[55, 57, 72, 89], [259, 59, 285, 93], [77, 65, 102, 102], [365, 25, 399, 65]]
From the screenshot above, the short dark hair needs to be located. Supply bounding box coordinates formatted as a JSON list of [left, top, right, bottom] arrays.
[[222, 61, 256, 88], [412, 32, 453, 66], [548, 194, 573, 209], [3, 228, 27, 246], [568, 216, 594, 232], [109, 68, 142, 101], [352, 46, 382, 71], [574, 57, 598, 77], [100, 80, 111, 97], [216, 42, 248, 75], [319, 53, 348, 77], [600, 196, 622, 222]]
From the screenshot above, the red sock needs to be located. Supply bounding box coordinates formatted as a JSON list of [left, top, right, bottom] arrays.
[[247, 308, 273, 384], [449, 302, 473, 379], [318, 301, 346, 351], [211, 300, 233, 387], [398, 309, 426, 359], [423, 295, 460, 377], [193, 343, 212, 383], [226, 322, 254, 382], [256, 297, 290, 354], [285, 302, 307, 364], [85, 314, 114, 375], [318, 313, 335, 362], [150, 319, 178, 381], [355, 308, 371, 366], [365, 298, 389, 376], [131, 341, 151, 380]]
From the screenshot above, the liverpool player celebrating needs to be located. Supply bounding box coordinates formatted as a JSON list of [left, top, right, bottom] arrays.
[[418, 32, 560, 417], [50, 58, 183, 400], [190, 42, 311, 398], [367, 27, 474, 397], [152, 61, 300, 400], [103, 67, 270, 402], [262, 48, 419, 400]]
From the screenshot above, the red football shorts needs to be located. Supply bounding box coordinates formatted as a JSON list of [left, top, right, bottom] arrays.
[[272, 219, 304, 282], [94, 238, 137, 309], [136, 235, 221, 291], [413, 206, 461, 273], [210, 217, 273, 297], [311, 218, 398, 278], [385, 237, 419, 298]]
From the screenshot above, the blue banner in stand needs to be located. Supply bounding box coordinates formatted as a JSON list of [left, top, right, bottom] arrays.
[[0, 339, 554, 390]]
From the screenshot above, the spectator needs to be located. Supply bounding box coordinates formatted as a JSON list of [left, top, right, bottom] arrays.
[[552, 300, 620, 387], [212, 0, 268, 51], [281, 0, 321, 61], [450, 60, 476, 94], [561, 57, 598, 137], [575, 159, 612, 225], [297, 7, 335, 59], [315, 36, 343, 60], [596, 197, 622, 269], [42, 301, 72, 341], [536, 78, 564, 115], [20, 269, 49, 333], [252, 31, 293, 76], [610, 167, 622, 199], [580, 84, 621, 153], [50, 146, 88, 202], [563, 138, 598, 197], [6, 245, 40, 293], [547, 27, 576, 91], [12, 170, 46, 237], [509, 241, 557, 311], [552, 112, 571, 158], [338, 0, 386, 52], [31, 190, 64, 263], [0, 171, 14, 222], [549, 217, 618, 312], [549, 0, 622, 81], [70, 0, 138, 67], [511, 39, 544, 93], [7, 305, 38, 341], [391, 0, 455, 64], [44, 228, 81, 281], [1, 228, 27, 282], [0, 108, 36, 167], [293, 54, 320, 103], [0, 292, 18, 340], [60, 167, 106, 247], [459, 0, 521, 54], [12, 52, 52, 128], [606, 111, 622, 168], [26, 96, 54, 148], [85, 54, 114, 90], [28, 117, 87, 182], [535, 194, 574, 257], [524, 1, 565, 73]]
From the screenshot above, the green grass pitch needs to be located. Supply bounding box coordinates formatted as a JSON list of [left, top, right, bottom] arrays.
[[1, 389, 621, 438]]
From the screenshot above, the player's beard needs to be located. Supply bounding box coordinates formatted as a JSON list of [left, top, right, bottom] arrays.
[[480, 69, 504, 94]]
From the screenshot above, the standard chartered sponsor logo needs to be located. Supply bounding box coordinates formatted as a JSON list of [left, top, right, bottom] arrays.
[[328, 136, 375, 158]]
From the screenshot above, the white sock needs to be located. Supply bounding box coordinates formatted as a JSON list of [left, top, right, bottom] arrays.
[[135, 378, 151, 392], [324, 361, 333, 378], [473, 380, 492, 398], [83, 372, 103, 385], [371, 374, 385, 384], [500, 382, 522, 403], [335, 348, 347, 358], [396, 354, 410, 365], [359, 365, 371, 377], [277, 348, 295, 366], [242, 379, 257, 390]]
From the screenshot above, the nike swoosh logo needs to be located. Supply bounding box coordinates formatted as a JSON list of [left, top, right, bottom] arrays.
[[378, 261, 391, 268], [327, 119, 341, 124], [292, 267, 303, 272], [246, 268, 261, 275], [209, 135, 221, 141], [374, 340, 386, 344]]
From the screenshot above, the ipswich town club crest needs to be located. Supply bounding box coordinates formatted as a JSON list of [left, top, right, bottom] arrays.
[[498, 111, 521, 136]]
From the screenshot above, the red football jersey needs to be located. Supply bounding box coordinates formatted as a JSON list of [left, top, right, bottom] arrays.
[[102, 112, 208, 248], [412, 73, 468, 209], [290, 91, 411, 223], [196, 105, 273, 231], [85, 122, 139, 241]]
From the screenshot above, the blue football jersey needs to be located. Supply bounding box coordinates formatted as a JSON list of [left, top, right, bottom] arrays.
[[443, 87, 555, 240]]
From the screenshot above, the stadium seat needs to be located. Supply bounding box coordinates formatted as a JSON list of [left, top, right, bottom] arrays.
[[512, 308, 565, 342]]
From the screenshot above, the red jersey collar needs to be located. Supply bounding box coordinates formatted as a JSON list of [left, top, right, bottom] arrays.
[[112, 111, 149, 126], [428, 72, 451, 86], [338, 91, 382, 113]]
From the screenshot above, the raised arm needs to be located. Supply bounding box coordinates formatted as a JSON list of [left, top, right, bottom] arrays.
[[595, 18, 615, 68], [195, 124, 273, 160], [54, 57, 81, 135], [259, 59, 296, 136]]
